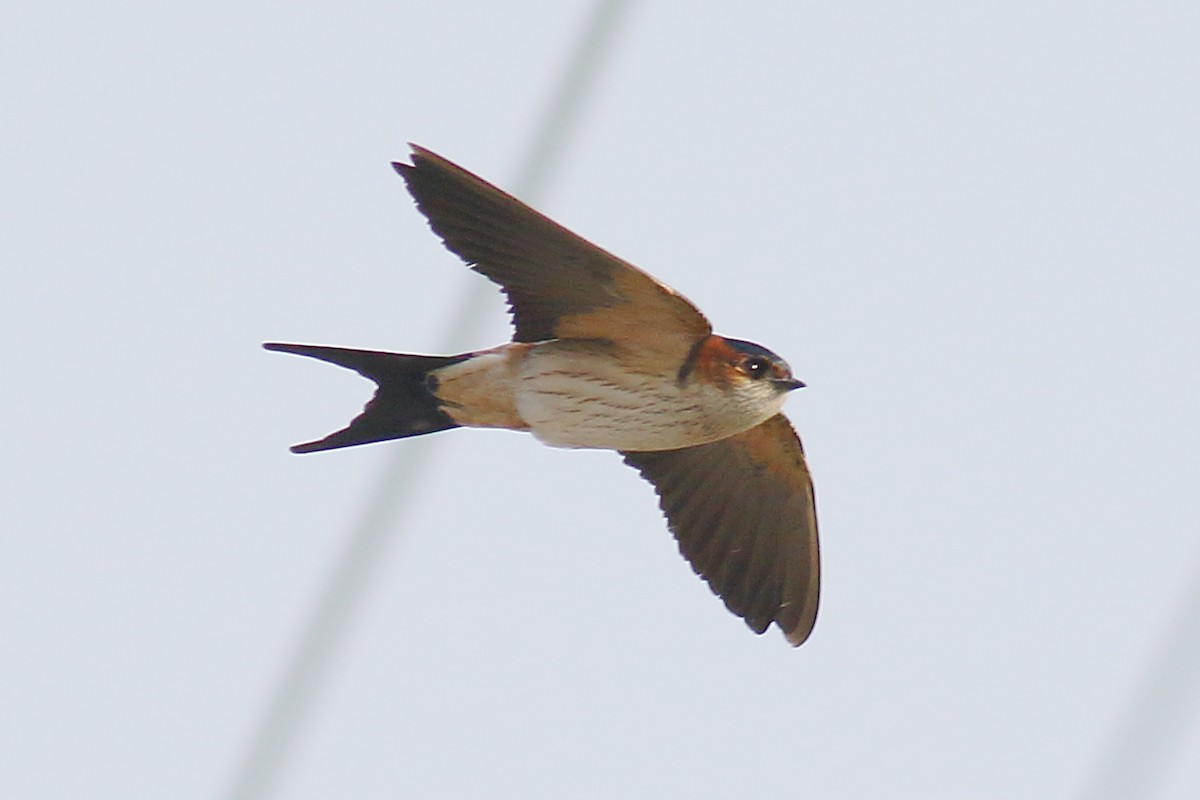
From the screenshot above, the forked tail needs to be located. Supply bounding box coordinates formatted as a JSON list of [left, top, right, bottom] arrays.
[[263, 343, 468, 453]]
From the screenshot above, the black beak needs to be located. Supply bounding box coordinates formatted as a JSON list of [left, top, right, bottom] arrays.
[[776, 377, 806, 391]]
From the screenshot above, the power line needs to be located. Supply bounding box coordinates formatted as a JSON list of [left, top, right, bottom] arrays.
[[225, 2, 635, 798], [1077, 554, 1200, 800]]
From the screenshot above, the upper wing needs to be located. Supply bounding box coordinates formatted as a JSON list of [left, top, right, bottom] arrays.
[[394, 146, 711, 360], [622, 414, 820, 646]]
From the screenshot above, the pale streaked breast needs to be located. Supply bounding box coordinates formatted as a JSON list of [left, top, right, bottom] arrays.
[[514, 341, 771, 451]]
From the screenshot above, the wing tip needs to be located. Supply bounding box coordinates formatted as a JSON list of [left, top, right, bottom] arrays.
[[778, 596, 820, 647], [396, 143, 442, 173], [391, 143, 432, 178], [782, 621, 815, 647]]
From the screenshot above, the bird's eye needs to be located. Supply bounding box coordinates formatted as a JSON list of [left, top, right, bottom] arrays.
[[744, 356, 772, 379]]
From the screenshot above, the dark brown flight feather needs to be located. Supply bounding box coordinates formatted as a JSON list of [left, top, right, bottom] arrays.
[[394, 146, 710, 365], [622, 414, 820, 646]]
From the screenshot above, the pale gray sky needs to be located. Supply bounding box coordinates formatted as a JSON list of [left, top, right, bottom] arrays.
[[3, 2, 1199, 798]]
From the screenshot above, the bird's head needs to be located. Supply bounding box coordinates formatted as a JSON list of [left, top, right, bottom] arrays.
[[722, 336, 804, 389], [689, 335, 804, 423]]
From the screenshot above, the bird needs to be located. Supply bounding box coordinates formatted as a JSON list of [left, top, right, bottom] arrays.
[[265, 145, 819, 646]]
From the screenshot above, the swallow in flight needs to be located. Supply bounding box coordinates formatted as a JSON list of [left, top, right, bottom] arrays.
[[266, 146, 819, 645]]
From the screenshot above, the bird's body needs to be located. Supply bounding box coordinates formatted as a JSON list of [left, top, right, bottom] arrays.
[[428, 336, 792, 451], [267, 146, 820, 646]]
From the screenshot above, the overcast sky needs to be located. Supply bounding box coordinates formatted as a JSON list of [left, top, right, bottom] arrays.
[[3, 2, 1199, 798]]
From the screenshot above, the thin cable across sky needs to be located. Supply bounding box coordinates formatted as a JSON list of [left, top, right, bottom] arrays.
[[1078, 554, 1200, 800], [224, 2, 635, 798]]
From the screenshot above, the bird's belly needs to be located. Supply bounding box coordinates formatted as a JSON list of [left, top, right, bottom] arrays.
[[514, 344, 738, 451]]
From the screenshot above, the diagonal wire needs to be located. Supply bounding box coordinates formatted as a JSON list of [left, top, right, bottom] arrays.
[[225, 2, 635, 798], [1076, 552, 1200, 800]]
